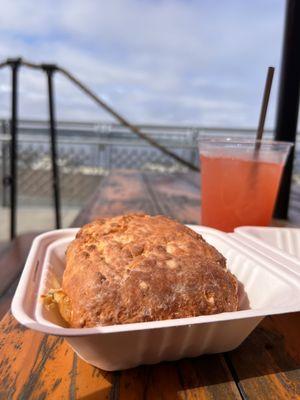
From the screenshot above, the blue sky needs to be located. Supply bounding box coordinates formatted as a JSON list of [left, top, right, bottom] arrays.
[[0, 0, 285, 127]]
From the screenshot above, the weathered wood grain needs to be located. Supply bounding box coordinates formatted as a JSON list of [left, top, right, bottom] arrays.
[[0, 232, 41, 319], [72, 170, 162, 225], [1, 169, 300, 399], [0, 314, 44, 399], [73, 170, 201, 225], [0, 279, 19, 320], [0, 312, 241, 399], [227, 318, 300, 399], [0, 314, 115, 400], [0, 170, 242, 399], [0, 232, 40, 297], [140, 171, 201, 224], [141, 170, 300, 400], [118, 355, 241, 400]]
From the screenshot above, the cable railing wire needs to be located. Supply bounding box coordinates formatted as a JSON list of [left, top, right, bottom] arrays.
[[0, 57, 199, 239], [58, 66, 199, 171], [1, 58, 199, 171]]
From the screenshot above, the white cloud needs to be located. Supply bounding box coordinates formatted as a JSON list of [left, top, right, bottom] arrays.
[[0, 0, 60, 35], [0, 0, 285, 127]]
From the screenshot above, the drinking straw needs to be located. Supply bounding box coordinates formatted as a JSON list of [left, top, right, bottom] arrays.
[[256, 66, 275, 148]]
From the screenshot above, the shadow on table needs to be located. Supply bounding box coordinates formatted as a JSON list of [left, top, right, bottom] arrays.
[[77, 355, 239, 399], [227, 314, 300, 383], [77, 316, 300, 399], [0, 231, 42, 319]]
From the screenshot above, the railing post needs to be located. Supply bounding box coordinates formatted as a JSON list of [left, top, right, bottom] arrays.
[[1, 121, 10, 207], [2, 142, 10, 207], [274, 0, 300, 219], [42, 64, 62, 229], [7, 58, 21, 239]]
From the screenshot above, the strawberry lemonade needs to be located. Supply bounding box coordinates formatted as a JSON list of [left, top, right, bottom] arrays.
[[199, 138, 292, 232]]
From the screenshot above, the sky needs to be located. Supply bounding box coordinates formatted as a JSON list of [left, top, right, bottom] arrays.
[[0, 0, 285, 128]]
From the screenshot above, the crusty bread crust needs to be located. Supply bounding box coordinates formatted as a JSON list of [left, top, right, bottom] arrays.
[[62, 214, 238, 327]]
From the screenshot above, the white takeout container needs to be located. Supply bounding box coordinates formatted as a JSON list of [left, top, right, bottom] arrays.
[[235, 226, 300, 261], [12, 226, 300, 371]]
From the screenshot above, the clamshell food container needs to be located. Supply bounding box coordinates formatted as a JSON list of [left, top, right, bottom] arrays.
[[12, 226, 300, 371], [234, 226, 300, 268]]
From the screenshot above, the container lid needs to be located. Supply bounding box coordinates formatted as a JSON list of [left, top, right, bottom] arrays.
[[233, 226, 300, 276], [11, 226, 300, 336]]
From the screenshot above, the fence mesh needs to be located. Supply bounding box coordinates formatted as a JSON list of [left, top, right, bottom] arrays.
[[0, 120, 299, 209]]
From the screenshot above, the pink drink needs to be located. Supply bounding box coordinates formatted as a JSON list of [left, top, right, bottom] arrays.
[[199, 138, 292, 232]]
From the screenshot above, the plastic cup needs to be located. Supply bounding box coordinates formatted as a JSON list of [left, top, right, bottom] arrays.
[[198, 137, 293, 232]]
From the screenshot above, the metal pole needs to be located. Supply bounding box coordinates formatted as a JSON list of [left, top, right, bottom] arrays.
[[274, 0, 300, 219], [43, 64, 62, 229], [4, 58, 199, 171], [7, 58, 21, 239]]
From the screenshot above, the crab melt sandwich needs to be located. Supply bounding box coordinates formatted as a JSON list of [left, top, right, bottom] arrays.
[[43, 213, 238, 327]]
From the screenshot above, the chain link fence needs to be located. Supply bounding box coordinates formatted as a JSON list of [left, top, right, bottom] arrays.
[[0, 120, 200, 207], [1, 119, 299, 208]]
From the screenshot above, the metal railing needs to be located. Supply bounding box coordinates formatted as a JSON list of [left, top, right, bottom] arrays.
[[0, 57, 299, 238], [1, 120, 300, 210], [0, 57, 199, 239], [0, 126, 197, 208]]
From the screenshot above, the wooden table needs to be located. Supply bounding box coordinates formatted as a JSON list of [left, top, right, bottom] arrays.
[[1, 170, 300, 399]]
